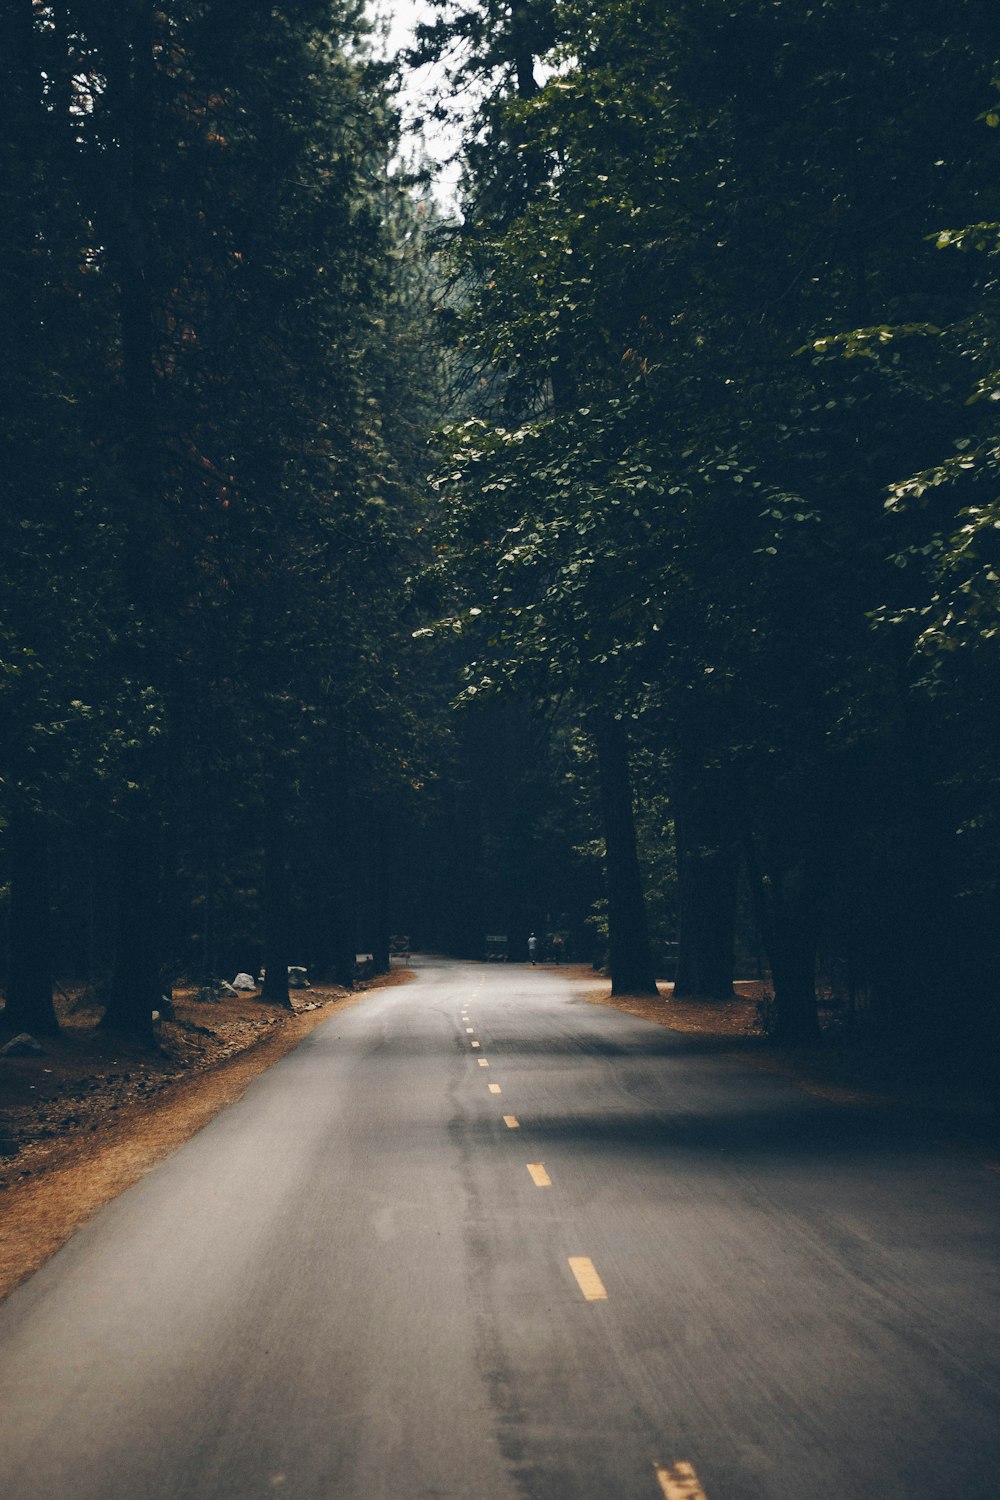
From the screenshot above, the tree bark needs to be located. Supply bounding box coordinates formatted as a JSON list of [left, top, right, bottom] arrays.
[[101, 805, 161, 1037], [673, 748, 738, 1001], [260, 781, 293, 1008], [3, 802, 60, 1036], [509, 0, 540, 98], [593, 713, 658, 997], [98, 4, 170, 1034], [328, 897, 357, 990], [738, 771, 821, 1045], [768, 866, 821, 1045], [199, 867, 216, 987], [370, 811, 391, 976], [327, 777, 357, 989]]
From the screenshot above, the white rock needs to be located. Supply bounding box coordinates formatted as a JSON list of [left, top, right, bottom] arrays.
[[0, 1033, 45, 1057]]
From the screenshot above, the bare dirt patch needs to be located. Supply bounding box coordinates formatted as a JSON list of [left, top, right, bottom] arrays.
[[0, 969, 413, 1300], [576, 973, 768, 1041]]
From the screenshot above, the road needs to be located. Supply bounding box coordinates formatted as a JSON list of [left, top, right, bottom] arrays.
[[0, 958, 997, 1499]]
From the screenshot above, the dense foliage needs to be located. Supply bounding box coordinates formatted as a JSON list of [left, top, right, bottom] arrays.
[[0, 1, 443, 1033], [3, 2, 999, 1086], [415, 0, 1000, 1062]]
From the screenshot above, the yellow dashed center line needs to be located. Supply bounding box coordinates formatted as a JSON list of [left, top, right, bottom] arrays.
[[503, 1115, 520, 1129], [488, 1083, 502, 1094], [478, 1058, 489, 1067], [568, 1256, 607, 1300], [466, 1027, 474, 1033], [471, 1040, 481, 1048], [526, 1163, 551, 1187], [654, 1461, 708, 1500]]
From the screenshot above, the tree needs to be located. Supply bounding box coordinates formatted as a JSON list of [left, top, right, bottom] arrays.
[[2, 3, 438, 1033], [416, 0, 999, 1037]]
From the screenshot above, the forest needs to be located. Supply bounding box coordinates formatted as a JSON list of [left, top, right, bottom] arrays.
[[1, 1, 999, 1092]]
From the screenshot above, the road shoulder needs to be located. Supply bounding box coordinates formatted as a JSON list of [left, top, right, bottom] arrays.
[[574, 968, 1000, 1167], [0, 970, 412, 1300]]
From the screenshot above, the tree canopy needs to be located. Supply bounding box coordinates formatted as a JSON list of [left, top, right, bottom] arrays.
[[3, 1, 999, 1086]]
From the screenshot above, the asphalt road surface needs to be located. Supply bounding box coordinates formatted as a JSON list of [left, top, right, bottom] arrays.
[[1, 958, 998, 1500]]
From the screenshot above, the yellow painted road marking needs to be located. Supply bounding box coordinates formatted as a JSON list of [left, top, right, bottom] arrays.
[[478, 1058, 490, 1067], [466, 1027, 474, 1033], [503, 1115, 520, 1129], [568, 1257, 607, 1300], [654, 1461, 708, 1500], [471, 1040, 481, 1048], [488, 1083, 502, 1094], [526, 1163, 551, 1187]]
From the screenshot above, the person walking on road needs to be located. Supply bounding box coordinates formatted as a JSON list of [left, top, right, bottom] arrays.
[[528, 933, 539, 965]]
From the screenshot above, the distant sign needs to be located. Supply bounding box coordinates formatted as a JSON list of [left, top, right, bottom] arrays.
[[389, 934, 411, 961]]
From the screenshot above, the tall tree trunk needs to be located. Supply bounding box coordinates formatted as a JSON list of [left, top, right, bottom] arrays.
[[0, 18, 59, 1042], [98, 4, 170, 1032], [673, 747, 738, 1001], [370, 811, 391, 976], [768, 867, 821, 1045], [328, 895, 357, 990], [200, 867, 216, 987], [327, 775, 357, 989], [2, 2, 42, 365], [738, 769, 821, 1045], [101, 804, 161, 1036], [3, 803, 59, 1036], [260, 780, 293, 1008], [509, 0, 540, 98], [593, 713, 658, 997]]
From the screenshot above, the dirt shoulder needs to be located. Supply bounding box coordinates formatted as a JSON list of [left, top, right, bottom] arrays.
[[572, 967, 999, 1165], [0, 970, 413, 1301]]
